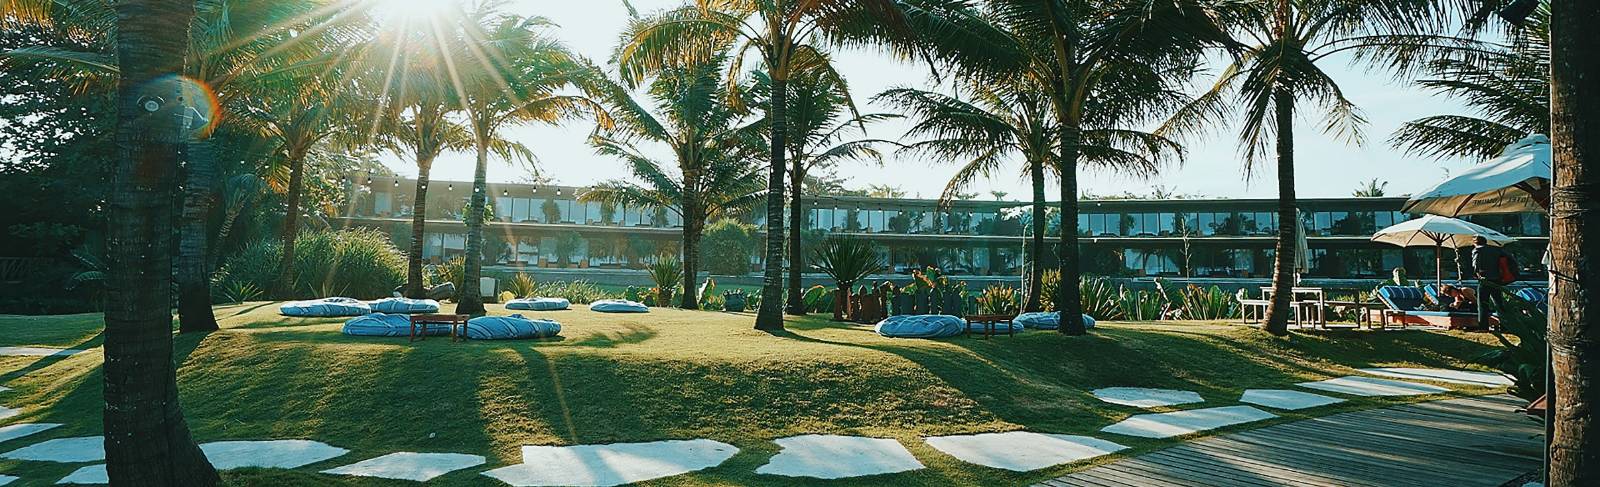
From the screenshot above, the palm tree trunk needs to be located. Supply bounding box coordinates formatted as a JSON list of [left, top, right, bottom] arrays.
[[405, 157, 434, 299], [457, 140, 489, 316], [786, 166, 806, 315], [1057, 121, 1085, 335], [1024, 158, 1046, 312], [104, 0, 219, 483], [681, 214, 701, 309], [1263, 88, 1296, 336], [274, 146, 308, 299], [1548, 2, 1599, 483], [754, 71, 788, 331], [177, 137, 218, 332]]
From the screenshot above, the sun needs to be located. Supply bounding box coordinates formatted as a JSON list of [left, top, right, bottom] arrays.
[[369, 0, 466, 28]]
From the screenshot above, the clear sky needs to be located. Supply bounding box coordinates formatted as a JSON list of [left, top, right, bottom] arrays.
[[376, 0, 1490, 201]]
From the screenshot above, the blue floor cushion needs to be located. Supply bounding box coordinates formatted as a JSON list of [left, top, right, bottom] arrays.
[[368, 297, 440, 314], [875, 314, 965, 338], [465, 314, 562, 340], [505, 297, 572, 311], [1013, 312, 1097, 330], [342, 313, 450, 337], [589, 299, 649, 313], [966, 320, 1025, 334], [280, 297, 372, 317]]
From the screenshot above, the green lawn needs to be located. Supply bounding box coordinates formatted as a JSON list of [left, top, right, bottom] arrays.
[[0, 303, 1508, 486]]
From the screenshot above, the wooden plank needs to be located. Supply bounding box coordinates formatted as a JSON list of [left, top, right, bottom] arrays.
[[1263, 422, 1540, 473], [1220, 430, 1505, 486], [1096, 462, 1214, 487], [1134, 452, 1289, 487], [1145, 449, 1335, 487], [1183, 438, 1394, 487], [1167, 442, 1372, 487]]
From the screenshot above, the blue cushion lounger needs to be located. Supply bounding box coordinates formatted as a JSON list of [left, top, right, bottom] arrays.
[[1375, 286, 1477, 329], [1515, 288, 1548, 312], [342, 313, 450, 337], [505, 297, 571, 311], [1012, 312, 1097, 330], [465, 314, 562, 340], [279, 297, 371, 317], [368, 297, 440, 314], [875, 314, 965, 338], [589, 299, 649, 313]]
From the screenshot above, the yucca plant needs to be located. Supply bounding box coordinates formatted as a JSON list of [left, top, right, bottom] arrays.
[[649, 256, 684, 306], [813, 236, 886, 319], [1117, 288, 1168, 321], [1177, 284, 1238, 321], [507, 273, 538, 299], [1078, 276, 1123, 320], [976, 285, 1021, 315]]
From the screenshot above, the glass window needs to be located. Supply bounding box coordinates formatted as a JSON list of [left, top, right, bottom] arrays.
[[1078, 214, 1090, 236], [495, 196, 513, 222], [1198, 213, 1215, 236], [1313, 212, 1332, 236], [1157, 213, 1176, 236], [1128, 213, 1145, 236], [1239, 212, 1258, 235]]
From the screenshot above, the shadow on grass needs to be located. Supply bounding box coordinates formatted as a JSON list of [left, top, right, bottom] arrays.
[[0, 330, 104, 384], [565, 324, 657, 348]]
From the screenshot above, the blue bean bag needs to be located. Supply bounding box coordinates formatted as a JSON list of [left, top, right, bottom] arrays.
[[279, 297, 371, 317], [368, 297, 440, 314], [875, 314, 965, 338], [505, 297, 571, 311], [1014, 312, 1097, 330], [965, 320, 1025, 334], [589, 299, 649, 313], [342, 313, 450, 337], [465, 314, 562, 340]]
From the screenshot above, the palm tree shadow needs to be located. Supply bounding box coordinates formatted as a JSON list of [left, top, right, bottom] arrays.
[[1, 331, 105, 383]]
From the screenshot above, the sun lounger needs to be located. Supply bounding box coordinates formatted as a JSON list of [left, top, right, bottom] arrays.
[[1375, 286, 1477, 330]]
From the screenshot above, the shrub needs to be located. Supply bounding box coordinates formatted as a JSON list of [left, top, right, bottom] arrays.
[[1174, 284, 1238, 320], [425, 256, 466, 292], [1039, 270, 1061, 311], [506, 273, 537, 299], [976, 285, 1020, 315], [532, 280, 615, 304], [700, 219, 757, 275], [1078, 277, 1121, 320], [648, 256, 684, 305], [802, 285, 834, 313], [1476, 286, 1546, 400], [214, 228, 405, 300]]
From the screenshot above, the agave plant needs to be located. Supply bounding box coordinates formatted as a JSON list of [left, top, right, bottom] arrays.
[[976, 285, 1021, 315], [813, 236, 886, 319], [507, 273, 537, 299], [1079, 277, 1123, 320], [648, 256, 684, 306], [1176, 285, 1238, 321]]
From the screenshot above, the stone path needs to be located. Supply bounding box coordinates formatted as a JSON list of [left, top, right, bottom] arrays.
[[481, 439, 737, 487], [0, 436, 103, 463], [1240, 389, 1345, 410], [1101, 406, 1279, 439], [0, 423, 60, 444], [0, 406, 17, 420], [0, 474, 15, 486], [1092, 387, 1204, 408], [924, 432, 1127, 472], [322, 452, 485, 482], [756, 435, 924, 479], [1359, 367, 1513, 387], [57, 465, 106, 485], [1298, 375, 1452, 396], [199, 440, 348, 469], [0, 347, 83, 357]]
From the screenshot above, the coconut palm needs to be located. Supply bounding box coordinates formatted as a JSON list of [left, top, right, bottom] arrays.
[[448, 10, 612, 315], [1159, 0, 1450, 336], [616, 0, 1011, 330], [582, 54, 766, 309]]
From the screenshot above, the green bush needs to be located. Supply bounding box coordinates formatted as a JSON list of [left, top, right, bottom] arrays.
[[1078, 277, 1122, 320], [506, 273, 537, 299], [1174, 284, 1238, 320], [700, 219, 757, 275], [531, 280, 616, 304], [976, 285, 1020, 315], [214, 228, 405, 300], [425, 256, 466, 292], [649, 256, 684, 305]]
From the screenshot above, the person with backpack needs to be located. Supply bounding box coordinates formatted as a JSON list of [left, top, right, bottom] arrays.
[[1472, 235, 1518, 327]]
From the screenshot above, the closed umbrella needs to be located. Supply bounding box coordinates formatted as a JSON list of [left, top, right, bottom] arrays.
[[1403, 135, 1552, 216], [1371, 215, 1516, 288]]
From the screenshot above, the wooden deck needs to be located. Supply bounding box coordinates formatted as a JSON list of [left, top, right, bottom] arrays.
[[1036, 395, 1543, 487]]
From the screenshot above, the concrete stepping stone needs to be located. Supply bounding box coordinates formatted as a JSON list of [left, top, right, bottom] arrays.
[[0, 347, 82, 357], [0, 436, 103, 463], [1239, 389, 1346, 410], [199, 440, 348, 469], [56, 465, 105, 484], [0, 386, 11, 392], [481, 439, 737, 486], [1297, 376, 1450, 397], [0, 474, 16, 486], [322, 452, 485, 482], [924, 432, 1127, 472], [1091, 387, 1204, 408], [0, 423, 63, 444], [0, 405, 17, 420], [1358, 367, 1512, 387], [1100, 406, 1278, 439], [756, 434, 923, 479]]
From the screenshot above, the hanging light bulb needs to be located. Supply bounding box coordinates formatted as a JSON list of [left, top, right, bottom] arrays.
[[502, 190, 509, 196], [394, 180, 399, 187], [448, 183, 454, 191]]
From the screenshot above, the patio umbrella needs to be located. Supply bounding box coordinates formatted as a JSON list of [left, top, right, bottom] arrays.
[[1403, 134, 1552, 216], [1371, 215, 1516, 288]]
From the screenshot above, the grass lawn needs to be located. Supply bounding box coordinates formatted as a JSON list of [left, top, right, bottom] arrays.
[[0, 303, 1509, 486]]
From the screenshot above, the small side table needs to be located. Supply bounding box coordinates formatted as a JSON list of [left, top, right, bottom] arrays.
[[410, 314, 469, 342], [964, 314, 1018, 339]]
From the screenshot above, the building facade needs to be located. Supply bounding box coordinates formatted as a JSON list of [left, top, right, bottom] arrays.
[[335, 175, 1550, 280]]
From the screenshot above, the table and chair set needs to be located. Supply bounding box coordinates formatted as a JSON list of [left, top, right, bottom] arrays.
[[1239, 287, 1392, 330]]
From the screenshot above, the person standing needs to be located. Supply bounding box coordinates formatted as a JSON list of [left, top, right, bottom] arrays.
[[1472, 235, 1513, 327]]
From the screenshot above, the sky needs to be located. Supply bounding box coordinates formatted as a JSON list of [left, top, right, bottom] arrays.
[[375, 0, 1490, 201]]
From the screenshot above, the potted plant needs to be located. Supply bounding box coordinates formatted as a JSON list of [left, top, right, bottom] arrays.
[[724, 290, 747, 312]]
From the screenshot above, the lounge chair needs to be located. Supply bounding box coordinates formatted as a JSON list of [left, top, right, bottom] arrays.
[[1514, 287, 1548, 313], [1374, 286, 1477, 330]]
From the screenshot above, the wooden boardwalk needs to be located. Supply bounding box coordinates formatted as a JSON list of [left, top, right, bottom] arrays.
[[1036, 395, 1542, 487]]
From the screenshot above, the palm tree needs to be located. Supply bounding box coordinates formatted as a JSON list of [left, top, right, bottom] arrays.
[[1159, 0, 1446, 336], [102, 0, 219, 482], [751, 69, 895, 316], [616, 0, 1006, 331], [1352, 178, 1388, 197], [447, 10, 611, 315], [582, 54, 766, 309]]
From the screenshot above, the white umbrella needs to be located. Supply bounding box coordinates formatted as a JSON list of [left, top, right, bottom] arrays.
[[1403, 134, 1552, 216], [1371, 215, 1516, 287]]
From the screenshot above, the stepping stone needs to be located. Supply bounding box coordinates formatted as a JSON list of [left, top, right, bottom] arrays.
[[1297, 376, 1450, 397], [0, 347, 82, 357], [0, 405, 17, 420], [0, 386, 11, 392], [0, 436, 103, 463], [1091, 387, 1204, 408], [923, 432, 1127, 472], [1239, 389, 1346, 410], [1100, 406, 1278, 439], [1358, 367, 1513, 387], [0, 423, 63, 444], [199, 440, 348, 469], [56, 465, 105, 484], [0, 474, 15, 486], [322, 452, 485, 482], [756, 435, 923, 479], [481, 439, 737, 487]]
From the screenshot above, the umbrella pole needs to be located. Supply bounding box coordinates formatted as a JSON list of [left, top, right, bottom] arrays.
[[1435, 243, 1443, 290]]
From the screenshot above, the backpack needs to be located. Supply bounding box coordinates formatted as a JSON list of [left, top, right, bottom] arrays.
[[1497, 254, 1521, 284]]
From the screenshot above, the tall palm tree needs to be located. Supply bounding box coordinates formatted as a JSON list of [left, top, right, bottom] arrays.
[[752, 69, 895, 316], [583, 54, 766, 309], [102, 0, 219, 482], [616, 0, 1007, 331], [1159, 0, 1446, 335], [448, 10, 611, 315]]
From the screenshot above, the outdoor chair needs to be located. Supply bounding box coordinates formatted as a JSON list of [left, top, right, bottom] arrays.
[[1514, 287, 1548, 313], [1236, 289, 1271, 325], [1374, 286, 1477, 330]]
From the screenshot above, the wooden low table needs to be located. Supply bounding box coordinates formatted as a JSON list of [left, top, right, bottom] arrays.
[[409, 314, 469, 342], [964, 314, 1018, 338]]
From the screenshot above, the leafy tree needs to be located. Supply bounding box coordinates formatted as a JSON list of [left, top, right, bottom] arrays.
[[701, 219, 758, 275]]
